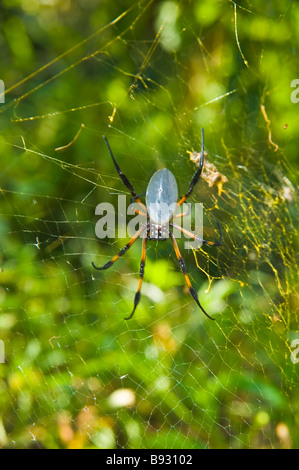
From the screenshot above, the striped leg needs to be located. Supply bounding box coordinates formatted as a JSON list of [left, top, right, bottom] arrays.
[[92, 225, 145, 270], [125, 236, 147, 320], [169, 230, 214, 320], [170, 221, 222, 247], [173, 202, 191, 219], [177, 127, 205, 207], [129, 202, 148, 218], [130, 208, 148, 217], [103, 136, 147, 213]]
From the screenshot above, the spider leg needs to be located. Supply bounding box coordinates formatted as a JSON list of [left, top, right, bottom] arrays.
[[124, 236, 147, 320], [170, 221, 222, 247], [130, 193, 146, 204], [92, 225, 145, 270], [177, 127, 205, 206], [129, 197, 148, 218], [173, 202, 191, 219], [103, 136, 147, 212], [130, 208, 148, 217], [169, 229, 214, 320]]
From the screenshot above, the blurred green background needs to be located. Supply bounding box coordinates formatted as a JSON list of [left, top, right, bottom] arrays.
[[0, 0, 298, 449]]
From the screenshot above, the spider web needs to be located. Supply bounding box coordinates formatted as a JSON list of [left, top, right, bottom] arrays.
[[0, 0, 298, 449]]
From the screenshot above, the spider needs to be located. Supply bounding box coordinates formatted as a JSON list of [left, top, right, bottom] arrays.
[[92, 128, 222, 320]]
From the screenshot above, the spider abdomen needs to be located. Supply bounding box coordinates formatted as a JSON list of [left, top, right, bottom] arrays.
[[146, 168, 178, 225]]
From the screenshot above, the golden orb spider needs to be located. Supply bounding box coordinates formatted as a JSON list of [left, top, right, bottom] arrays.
[[92, 128, 222, 320]]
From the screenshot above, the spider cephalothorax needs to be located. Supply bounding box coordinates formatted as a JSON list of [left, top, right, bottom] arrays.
[[147, 222, 169, 241], [92, 129, 222, 320]]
